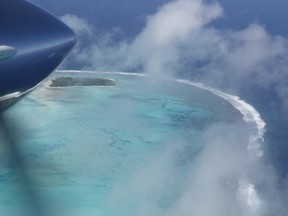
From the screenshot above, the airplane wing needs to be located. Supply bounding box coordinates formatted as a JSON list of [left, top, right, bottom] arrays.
[[0, 0, 76, 110], [0, 0, 76, 215]]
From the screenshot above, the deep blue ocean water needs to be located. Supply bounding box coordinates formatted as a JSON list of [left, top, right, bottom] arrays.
[[0, 71, 282, 215], [240, 85, 288, 182]]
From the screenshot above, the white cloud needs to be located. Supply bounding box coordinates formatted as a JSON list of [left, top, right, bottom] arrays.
[[135, 0, 222, 45], [60, 14, 93, 36], [101, 122, 285, 216], [125, 0, 223, 76]]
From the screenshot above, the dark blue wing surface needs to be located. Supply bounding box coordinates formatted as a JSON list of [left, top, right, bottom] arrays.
[[0, 0, 76, 109]]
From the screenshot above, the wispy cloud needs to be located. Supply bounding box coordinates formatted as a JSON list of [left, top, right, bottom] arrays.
[[60, 0, 223, 74], [100, 122, 285, 216], [60, 14, 93, 37]]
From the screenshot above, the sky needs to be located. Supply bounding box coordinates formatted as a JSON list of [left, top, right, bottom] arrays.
[[27, 0, 288, 215], [31, 0, 288, 37]]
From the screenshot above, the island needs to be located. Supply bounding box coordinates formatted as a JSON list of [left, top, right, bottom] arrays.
[[49, 76, 116, 87]]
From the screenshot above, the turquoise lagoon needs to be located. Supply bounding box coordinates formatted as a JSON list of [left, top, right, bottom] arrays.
[[0, 72, 259, 216]]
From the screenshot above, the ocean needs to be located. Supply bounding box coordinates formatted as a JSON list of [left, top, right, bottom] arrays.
[[0, 71, 283, 215]]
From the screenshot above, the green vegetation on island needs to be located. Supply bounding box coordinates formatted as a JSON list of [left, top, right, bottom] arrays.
[[49, 76, 116, 87]]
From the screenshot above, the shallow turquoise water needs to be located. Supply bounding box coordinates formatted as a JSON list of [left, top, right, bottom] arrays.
[[1, 72, 244, 216]]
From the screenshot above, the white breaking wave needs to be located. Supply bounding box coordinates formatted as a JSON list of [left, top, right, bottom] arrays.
[[175, 79, 266, 215], [176, 79, 266, 158], [57, 70, 146, 77]]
